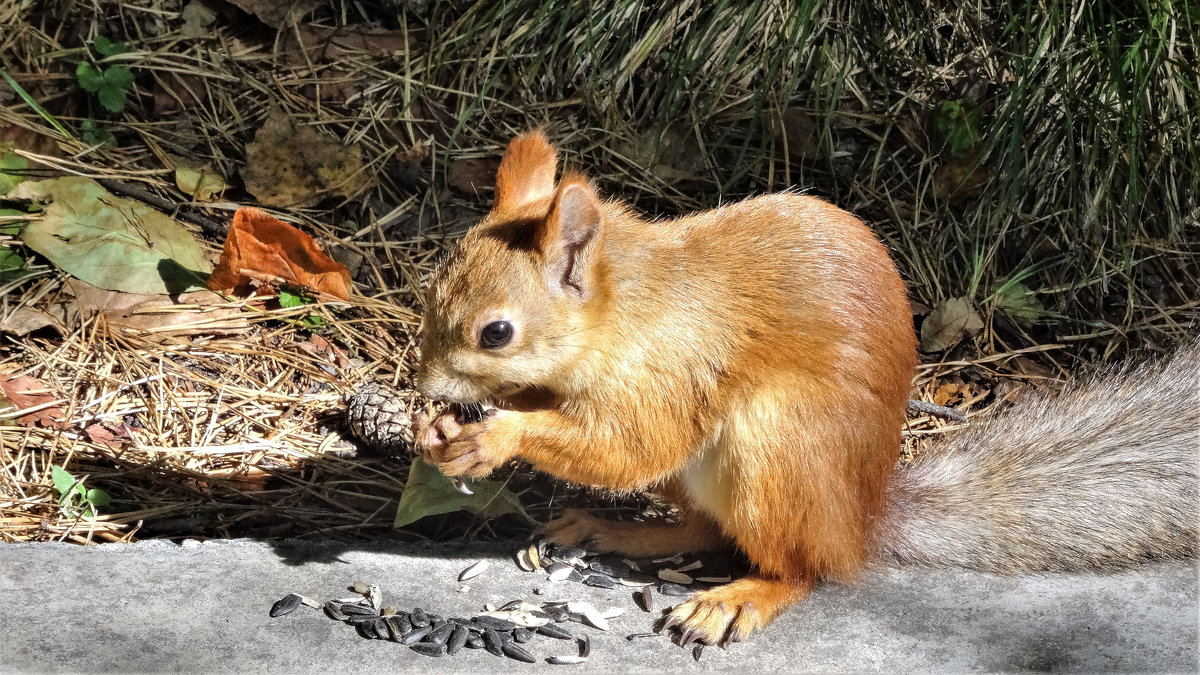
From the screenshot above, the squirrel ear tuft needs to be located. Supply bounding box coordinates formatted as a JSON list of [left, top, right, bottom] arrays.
[[541, 178, 603, 298], [494, 130, 558, 213]]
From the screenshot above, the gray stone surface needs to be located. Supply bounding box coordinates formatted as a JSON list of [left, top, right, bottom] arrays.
[[0, 539, 1195, 673]]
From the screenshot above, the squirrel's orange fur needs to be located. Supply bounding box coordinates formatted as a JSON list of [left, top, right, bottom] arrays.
[[413, 131, 1198, 647]]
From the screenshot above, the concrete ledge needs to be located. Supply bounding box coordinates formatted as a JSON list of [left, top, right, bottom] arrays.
[[1, 539, 1195, 672]]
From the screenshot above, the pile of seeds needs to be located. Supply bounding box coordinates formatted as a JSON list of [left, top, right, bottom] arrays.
[[515, 541, 744, 614], [270, 581, 602, 663]]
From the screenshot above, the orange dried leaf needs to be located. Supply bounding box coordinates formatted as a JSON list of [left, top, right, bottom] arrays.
[[0, 374, 66, 429], [208, 208, 351, 301]]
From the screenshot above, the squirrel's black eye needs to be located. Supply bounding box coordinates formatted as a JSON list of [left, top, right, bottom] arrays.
[[479, 321, 513, 349]]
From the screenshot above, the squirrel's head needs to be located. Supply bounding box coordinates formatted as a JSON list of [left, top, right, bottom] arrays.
[[417, 131, 608, 403]]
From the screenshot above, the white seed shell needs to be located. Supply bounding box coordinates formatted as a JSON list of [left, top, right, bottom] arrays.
[[547, 655, 588, 665], [599, 607, 625, 619], [695, 575, 733, 583], [617, 577, 653, 587], [459, 560, 490, 581], [548, 566, 573, 582], [516, 548, 536, 572], [676, 560, 703, 572]]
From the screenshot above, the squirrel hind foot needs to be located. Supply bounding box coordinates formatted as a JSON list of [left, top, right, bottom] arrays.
[[661, 575, 815, 647]]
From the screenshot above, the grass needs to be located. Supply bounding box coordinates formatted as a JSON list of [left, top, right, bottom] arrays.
[[0, 0, 1195, 543]]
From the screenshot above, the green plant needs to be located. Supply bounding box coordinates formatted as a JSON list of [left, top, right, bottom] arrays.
[[278, 287, 327, 328], [933, 99, 983, 159], [51, 465, 111, 518], [76, 36, 134, 113], [80, 118, 117, 147]]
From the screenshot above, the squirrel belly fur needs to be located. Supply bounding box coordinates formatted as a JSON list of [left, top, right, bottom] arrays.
[[413, 130, 1199, 647]]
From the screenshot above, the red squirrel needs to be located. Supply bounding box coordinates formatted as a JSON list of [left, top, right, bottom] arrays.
[[413, 131, 1199, 646]]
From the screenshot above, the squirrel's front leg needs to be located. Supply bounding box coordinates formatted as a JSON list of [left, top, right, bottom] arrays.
[[413, 408, 519, 478]]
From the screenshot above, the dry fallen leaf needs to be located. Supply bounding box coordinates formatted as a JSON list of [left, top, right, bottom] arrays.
[[225, 0, 321, 29], [0, 374, 66, 429], [65, 278, 247, 336], [85, 422, 134, 449], [207, 208, 352, 301], [241, 110, 366, 208], [447, 157, 500, 195], [920, 296, 984, 352]]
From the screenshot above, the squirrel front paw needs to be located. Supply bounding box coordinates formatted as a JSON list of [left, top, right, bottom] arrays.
[[413, 408, 514, 478]]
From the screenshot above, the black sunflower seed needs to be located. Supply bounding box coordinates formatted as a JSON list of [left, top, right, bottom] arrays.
[[625, 632, 659, 641], [393, 614, 413, 636], [344, 613, 383, 624], [466, 634, 484, 649], [542, 604, 570, 622], [536, 623, 573, 639], [425, 622, 454, 646], [513, 627, 534, 643], [446, 625, 469, 655], [410, 642, 447, 657], [410, 607, 430, 627], [502, 642, 537, 663], [323, 601, 347, 621], [355, 621, 380, 640], [482, 628, 505, 656], [658, 582, 692, 597], [693, 644, 705, 661], [553, 545, 587, 560], [566, 570, 586, 583], [338, 603, 377, 616], [583, 574, 617, 589], [380, 616, 402, 641], [401, 625, 433, 645], [588, 560, 631, 578], [269, 593, 303, 618], [473, 615, 517, 631]]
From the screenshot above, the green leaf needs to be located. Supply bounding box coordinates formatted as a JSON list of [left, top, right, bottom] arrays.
[[103, 65, 135, 90], [0, 68, 74, 140], [394, 459, 529, 528], [85, 488, 112, 508], [278, 288, 310, 308], [0, 208, 29, 235], [51, 465, 82, 502], [80, 119, 117, 148], [12, 176, 213, 294], [76, 62, 104, 92], [0, 144, 28, 195], [97, 85, 127, 113], [0, 246, 24, 282], [93, 35, 129, 57], [994, 281, 1046, 326]]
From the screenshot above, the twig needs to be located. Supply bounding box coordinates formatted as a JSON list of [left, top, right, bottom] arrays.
[[96, 179, 227, 236], [906, 399, 967, 423]]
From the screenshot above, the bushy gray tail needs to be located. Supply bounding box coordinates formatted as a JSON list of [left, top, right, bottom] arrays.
[[877, 339, 1200, 573]]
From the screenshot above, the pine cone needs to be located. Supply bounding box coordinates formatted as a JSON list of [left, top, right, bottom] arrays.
[[344, 382, 414, 454]]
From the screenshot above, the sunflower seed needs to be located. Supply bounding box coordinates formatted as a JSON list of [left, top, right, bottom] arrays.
[[652, 554, 684, 564], [622, 558, 643, 572], [617, 577, 654, 587], [553, 545, 587, 561], [338, 603, 377, 617], [446, 625, 469, 655], [693, 643, 705, 661], [367, 585, 382, 610], [583, 574, 617, 589], [344, 613, 385, 624], [676, 560, 703, 572], [542, 604, 570, 622], [401, 625, 433, 645], [410, 642, 447, 657], [426, 622, 454, 645], [625, 632, 659, 641], [658, 582, 692, 597], [467, 634, 484, 649], [473, 615, 518, 631], [482, 628, 505, 656], [410, 607, 430, 627], [658, 569, 694, 584], [537, 623, 573, 639], [380, 616, 402, 641], [270, 593, 303, 617], [637, 586, 654, 612], [503, 642, 537, 663], [546, 563, 574, 582], [579, 634, 591, 657], [516, 547, 536, 572], [355, 621, 380, 640], [695, 575, 733, 583], [352, 581, 370, 594], [393, 614, 413, 636], [513, 627, 534, 643], [600, 607, 625, 619], [459, 560, 490, 581], [547, 655, 588, 665], [323, 601, 347, 621], [528, 544, 542, 570], [589, 560, 631, 577]]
